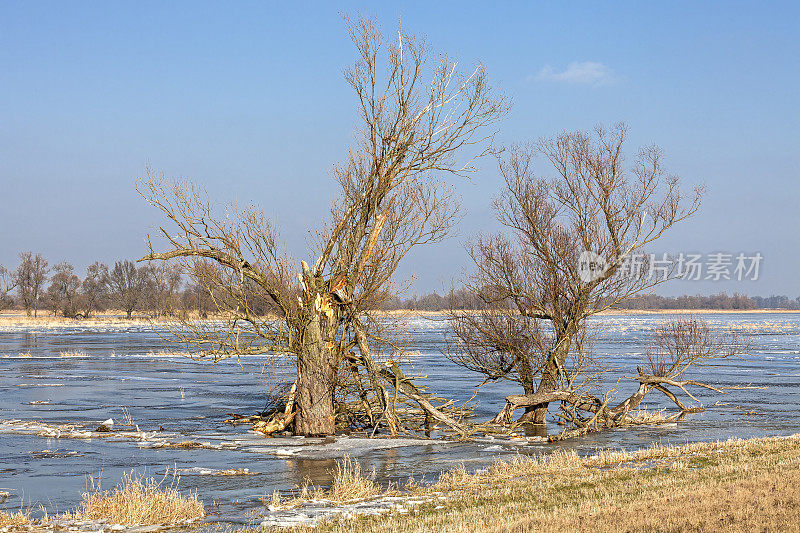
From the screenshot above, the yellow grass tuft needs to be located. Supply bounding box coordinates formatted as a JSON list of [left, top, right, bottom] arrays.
[[326, 456, 381, 502], [268, 490, 282, 509], [624, 408, 670, 425], [435, 449, 584, 492], [72, 472, 204, 525], [217, 468, 252, 476], [278, 456, 384, 509], [0, 509, 33, 527], [18, 351, 32, 358], [59, 350, 87, 358]]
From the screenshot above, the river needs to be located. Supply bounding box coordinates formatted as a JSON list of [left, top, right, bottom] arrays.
[[1, 312, 798, 527]]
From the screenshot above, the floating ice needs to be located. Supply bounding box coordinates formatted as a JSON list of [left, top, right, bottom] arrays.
[[260, 494, 433, 528]]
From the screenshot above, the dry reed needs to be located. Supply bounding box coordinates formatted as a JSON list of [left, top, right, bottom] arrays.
[[71, 471, 204, 525], [326, 456, 381, 502], [59, 351, 86, 358], [0, 510, 33, 527]]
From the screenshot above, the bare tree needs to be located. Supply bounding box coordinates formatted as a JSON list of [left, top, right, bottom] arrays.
[[180, 281, 214, 319], [46, 261, 81, 318], [81, 262, 109, 318], [146, 263, 183, 317], [139, 15, 507, 436], [447, 125, 731, 434], [489, 317, 745, 440], [106, 260, 150, 319], [14, 252, 49, 317], [0, 265, 16, 310]]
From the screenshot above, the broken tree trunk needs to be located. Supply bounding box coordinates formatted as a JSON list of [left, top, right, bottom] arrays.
[[252, 381, 297, 436], [293, 261, 340, 437], [491, 390, 585, 426], [348, 360, 375, 425], [492, 383, 648, 428], [493, 369, 722, 433]]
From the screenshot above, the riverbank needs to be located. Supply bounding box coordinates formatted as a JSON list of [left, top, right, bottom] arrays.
[[2, 432, 799, 531], [2, 307, 799, 329], [262, 433, 800, 532]]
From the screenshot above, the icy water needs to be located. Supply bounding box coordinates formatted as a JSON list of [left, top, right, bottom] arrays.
[[0, 313, 798, 527]]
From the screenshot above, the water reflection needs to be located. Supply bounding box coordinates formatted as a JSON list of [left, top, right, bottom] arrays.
[[521, 423, 549, 438], [290, 458, 337, 488]]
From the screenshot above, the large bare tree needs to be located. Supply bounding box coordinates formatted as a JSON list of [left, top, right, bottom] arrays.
[[447, 125, 741, 435], [106, 260, 150, 319], [81, 262, 109, 318], [0, 265, 16, 310], [138, 16, 507, 436], [146, 262, 183, 318], [46, 261, 81, 318], [14, 252, 49, 317]]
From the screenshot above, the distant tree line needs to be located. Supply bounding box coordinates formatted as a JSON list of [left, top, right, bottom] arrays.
[[0, 252, 204, 319], [381, 288, 491, 311], [383, 290, 800, 311], [1, 252, 797, 318], [612, 292, 800, 310]]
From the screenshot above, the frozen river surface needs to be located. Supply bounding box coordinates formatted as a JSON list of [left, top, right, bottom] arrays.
[[0, 313, 798, 527]]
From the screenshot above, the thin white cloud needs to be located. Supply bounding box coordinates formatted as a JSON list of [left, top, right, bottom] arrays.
[[534, 61, 617, 86]]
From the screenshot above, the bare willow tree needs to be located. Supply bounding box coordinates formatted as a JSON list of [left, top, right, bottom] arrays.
[[488, 316, 745, 440], [106, 260, 150, 319], [81, 262, 109, 318], [0, 265, 16, 310], [14, 252, 49, 317], [447, 124, 736, 433], [47, 261, 81, 318], [147, 262, 183, 318], [138, 15, 507, 436]]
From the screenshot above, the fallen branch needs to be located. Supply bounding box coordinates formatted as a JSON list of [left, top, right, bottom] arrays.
[[380, 361, 469, 438]]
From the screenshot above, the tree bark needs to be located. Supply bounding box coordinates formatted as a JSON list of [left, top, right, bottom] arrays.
[[295, 354, 337, 436], [525, 337, 570, 424], [517, 381, 540, 424], [293, 275, 339, 437]]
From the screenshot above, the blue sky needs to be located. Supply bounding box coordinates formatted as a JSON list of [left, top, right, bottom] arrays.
[[1, 1, 798, 296]]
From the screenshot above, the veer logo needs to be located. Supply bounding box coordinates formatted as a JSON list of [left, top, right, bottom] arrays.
[[577, 251, 607, 283]]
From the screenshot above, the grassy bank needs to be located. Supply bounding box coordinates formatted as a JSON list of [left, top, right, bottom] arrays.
[[0, 472, 203, 530], [271, 434, 800, 532], [3, 435, 799, 531]]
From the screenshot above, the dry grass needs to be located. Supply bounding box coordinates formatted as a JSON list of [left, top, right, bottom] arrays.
[[0, 509, 33, 527], [599, 308, 800, 315], [2, 309, 797, 328], [326, 456, 382, 502], [271, 434, 800, 533], [120, 406, 134, 426], [69, 471, 204, 525], [59, 350, 87, 358], [158, 440, 205, 449], [272, 456, 385, 511], [215, 468, 253, 476], [622, 408, 671, 424]]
